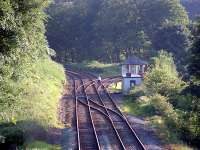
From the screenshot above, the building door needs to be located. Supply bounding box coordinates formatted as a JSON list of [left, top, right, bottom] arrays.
[[130, 80, 136, 88]]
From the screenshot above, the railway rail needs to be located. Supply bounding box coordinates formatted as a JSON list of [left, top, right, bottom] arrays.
[[66, 69, 146, 150]]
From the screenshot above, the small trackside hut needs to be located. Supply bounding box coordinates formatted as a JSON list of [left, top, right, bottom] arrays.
[[122, 56, 148, 95]]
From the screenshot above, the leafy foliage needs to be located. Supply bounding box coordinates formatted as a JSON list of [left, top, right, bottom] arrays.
[[184, 18, 200, 146], [47, 0, 189, 63], [152, 25, 190, 68], [144, 51, 186, 97], [188, 18, 200, 82], [122, 50, 199, 148], [0, 0, 65, 148], [0, 123, 24, 149]]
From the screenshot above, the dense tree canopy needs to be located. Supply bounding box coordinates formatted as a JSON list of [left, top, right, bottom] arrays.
[[46, 0, 190, 63], [188, 19, 200, 81]]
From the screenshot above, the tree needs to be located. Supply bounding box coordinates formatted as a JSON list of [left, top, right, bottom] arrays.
[[188, 19, 200, 82], [144, 50, 185, 97], [0, 0, 52, 122], [152, 25, 190, 69], [46, 0, 189, 63], [180, 18, 200, 145], [46, 0, 102, 62]]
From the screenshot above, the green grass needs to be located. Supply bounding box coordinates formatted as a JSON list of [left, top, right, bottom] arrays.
[[1, 58, 65, 128], [69, 60, 120, 77], [0, 58, 65, 148], [18, 59, 65, 127], [24, 141, 61, 150], [121, 94, 194, 149], [108, 82, 122, 93], [121, 96, 155, 117], [169, 144, 193, 150]]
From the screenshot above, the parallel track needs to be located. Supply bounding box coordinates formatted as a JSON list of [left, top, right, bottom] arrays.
[[68, 73, 100, 150], [66, 69, 146, 150]]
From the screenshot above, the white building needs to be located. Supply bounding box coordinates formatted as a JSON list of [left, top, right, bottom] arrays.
[[122, 56, 148, 95]]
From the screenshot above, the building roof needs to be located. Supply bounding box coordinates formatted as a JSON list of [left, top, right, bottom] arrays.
[[122, 56, 148, 65]]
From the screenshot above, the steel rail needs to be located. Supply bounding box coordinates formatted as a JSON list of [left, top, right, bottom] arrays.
[[67, 69, 122, 91], [67, 69, 146, 150], [100, 82, 147, 150], [67, 70, 126, 150], [67, 74, 81, 150], [81, 71, 146, 150], [67, 71, 101, 150], [85, 76, 126, 150], [98, 78, 122, 89]]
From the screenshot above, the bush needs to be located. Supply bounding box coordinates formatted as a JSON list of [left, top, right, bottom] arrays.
[[150, 94, 178, 120], [0, 124, 24, 149], [150, 94, 180, 130], [144, 51, 186, 97], [130, 84, 146, 97]]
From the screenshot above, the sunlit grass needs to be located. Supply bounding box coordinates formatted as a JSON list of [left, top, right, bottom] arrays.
[[1, 59, 66, 128], [121, 96, 194, 149], [70, 60, 120, 77], [24, 141, 61, 150], [108, 82, 122, 92], [121, 96, 155, 117], [170, 144, 193, 150], [20, 59, 65, 127]]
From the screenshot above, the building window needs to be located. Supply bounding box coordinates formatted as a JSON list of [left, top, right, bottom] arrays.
[[126, 65, 129, 72], [130, 65, 140, 74]]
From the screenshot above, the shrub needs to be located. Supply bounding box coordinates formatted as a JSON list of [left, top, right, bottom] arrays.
[[150, 94, 178, 119], [0, 124, 24, 149], [144, 50, 186, 97], [130, 84, 146, 97], [149, 94, 183, 139]]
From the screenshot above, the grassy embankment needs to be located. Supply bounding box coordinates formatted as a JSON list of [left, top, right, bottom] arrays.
[[69, 60, 120, 77], [121, 86, 193, 150], [0, 59, 65, 149], [24, 141, 60, 150]]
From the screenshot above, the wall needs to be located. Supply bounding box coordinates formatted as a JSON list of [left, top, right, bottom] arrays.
[[122, 77, 142, 94]]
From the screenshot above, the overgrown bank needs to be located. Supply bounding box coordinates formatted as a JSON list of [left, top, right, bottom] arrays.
[[0, 1, 65, 149]]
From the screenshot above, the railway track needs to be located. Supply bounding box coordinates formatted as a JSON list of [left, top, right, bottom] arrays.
[[68, 73, 100, 150], [66, 70, 146, 150]]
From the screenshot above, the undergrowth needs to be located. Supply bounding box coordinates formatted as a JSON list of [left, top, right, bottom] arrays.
[[23, 141, 61, 150], [0, 59, 65, 148], [121, 90, 194, 150]]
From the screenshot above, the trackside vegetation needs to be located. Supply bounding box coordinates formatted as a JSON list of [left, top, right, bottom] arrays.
[[122, 50, 200, 149], [0, 0, 65, 149], [23, 141, 61, 150]]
